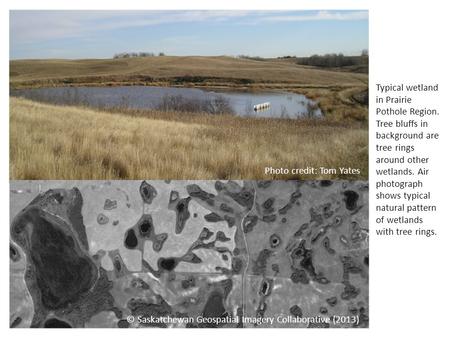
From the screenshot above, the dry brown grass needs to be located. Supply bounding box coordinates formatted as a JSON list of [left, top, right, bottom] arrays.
[[10, 56, 367, 86], [10, 98, 367, 180], [10, 56, 369, 123], [293, 86, 368, 122]]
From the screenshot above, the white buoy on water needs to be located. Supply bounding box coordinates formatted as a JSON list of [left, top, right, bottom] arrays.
[[253, 102, 271, 111]]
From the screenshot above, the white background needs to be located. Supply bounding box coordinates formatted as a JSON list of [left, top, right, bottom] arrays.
[[1, 0, 449, 337]]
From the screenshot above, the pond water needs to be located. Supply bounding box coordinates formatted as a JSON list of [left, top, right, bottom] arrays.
[[11, 86, 322, 119]]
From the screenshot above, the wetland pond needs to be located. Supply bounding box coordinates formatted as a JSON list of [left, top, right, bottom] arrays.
[[11, 86, 322, 119]]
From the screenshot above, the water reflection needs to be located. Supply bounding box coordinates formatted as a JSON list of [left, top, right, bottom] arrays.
[[11, 86, 322, 119]]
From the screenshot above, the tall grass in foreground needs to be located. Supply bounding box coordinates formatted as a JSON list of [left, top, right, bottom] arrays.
[[10, 98, 367, 180]]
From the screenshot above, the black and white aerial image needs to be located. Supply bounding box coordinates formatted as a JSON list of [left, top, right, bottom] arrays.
[[10, 180, 369, 328]]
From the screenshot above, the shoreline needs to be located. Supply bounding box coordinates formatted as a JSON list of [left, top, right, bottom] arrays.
[[9, 80, 368, 122]]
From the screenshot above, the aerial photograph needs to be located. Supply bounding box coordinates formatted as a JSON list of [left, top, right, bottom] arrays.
[[9, 10, 369, 180], [10, 180, 369, 328]]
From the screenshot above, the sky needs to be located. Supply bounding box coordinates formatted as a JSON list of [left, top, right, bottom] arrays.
[[10, 10, 368, 59]]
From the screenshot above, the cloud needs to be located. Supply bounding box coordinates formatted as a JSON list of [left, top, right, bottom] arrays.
[[10, 10, 368, 59], [247, 10, 368, 24], [10, 10, 367, 44], [10, 10, 255, 44]]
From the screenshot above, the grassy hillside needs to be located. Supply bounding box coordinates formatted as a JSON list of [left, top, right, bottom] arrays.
[[10, 56, 367, 86], [10, 98, 368, 180], [10, 56, 368, 122]]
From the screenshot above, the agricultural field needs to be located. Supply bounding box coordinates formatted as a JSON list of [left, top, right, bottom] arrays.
[[10, 180, 369, 328]]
